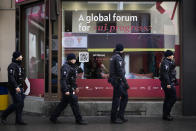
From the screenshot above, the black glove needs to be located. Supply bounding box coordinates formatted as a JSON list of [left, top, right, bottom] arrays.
[[121, 77, 129, 89], [124, 82, 130, 89], [108, 77, 112, 83]]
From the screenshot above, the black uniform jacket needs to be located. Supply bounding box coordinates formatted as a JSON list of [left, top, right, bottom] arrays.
[[159, 58, 177, 85], [109, 52, 129, 89], [7, 59, 25, 94], [61, 62, 77, 93]]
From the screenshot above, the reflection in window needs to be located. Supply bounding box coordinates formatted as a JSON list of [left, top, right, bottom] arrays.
[[80, 52, 162, 79], [26, 4, 45, 79], [84, 54, 109, 79]]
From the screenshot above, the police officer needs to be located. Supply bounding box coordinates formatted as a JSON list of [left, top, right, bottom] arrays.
[[160, 50, 177, 121], [50, 53, 87, 125], [108, 44, 129, 124], [1, 51, 27, 125]]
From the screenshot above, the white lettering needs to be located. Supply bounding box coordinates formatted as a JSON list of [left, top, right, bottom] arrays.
[[78, 14, 84, 22]]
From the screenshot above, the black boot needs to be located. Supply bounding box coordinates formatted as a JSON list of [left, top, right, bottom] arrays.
[[119, 117, 128, 123], [15, 121, 27, 125], [76, 119, 88, 125], [49, 117, 58, 124], [110, 118, 123, 124], [1, 117, 7, 125], [118, 114, 128, 123], [162, 115, 173, 121]]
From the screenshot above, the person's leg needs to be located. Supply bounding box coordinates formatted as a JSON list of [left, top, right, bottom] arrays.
[[167, 85, 177, 116], [118, 85, 128, 122], [15, 93, 26, 125], [70, 95, 87, 125], [111, 87, 121, 122], [15, 93, 23, 122], [163, 87, 170, 117], [50, 96, 69, 122], [70, 95, 82, 121], [162, 83, 174, 121]]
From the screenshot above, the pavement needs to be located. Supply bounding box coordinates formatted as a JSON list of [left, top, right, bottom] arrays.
[[0, 114, 196, 131]]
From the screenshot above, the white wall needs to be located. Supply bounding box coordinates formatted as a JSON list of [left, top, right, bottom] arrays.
[[0, 0, 16, 82]]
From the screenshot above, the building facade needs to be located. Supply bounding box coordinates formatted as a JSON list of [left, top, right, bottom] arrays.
[[12, 0, 196, 115]]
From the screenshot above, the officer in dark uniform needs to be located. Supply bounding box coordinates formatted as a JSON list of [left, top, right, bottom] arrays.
[[108, 44, 129, 124], [1, 51, 27, 125], [160, 50, 177, 121], [50, 53, 87, 125]]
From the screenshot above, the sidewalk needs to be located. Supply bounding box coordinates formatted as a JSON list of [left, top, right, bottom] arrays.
[[0, 114, 196, 131]]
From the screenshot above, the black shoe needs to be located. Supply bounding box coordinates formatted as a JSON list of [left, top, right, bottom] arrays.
[[168, 115, 174, 120], [76, 120, 88, 125], [110, 119, 123, 124], [15, 121, 27, 125], [119, 117, 128, 123], [162, 115, 173, 121], [1, 117, 7, 125], [49, 117, 57, 124]]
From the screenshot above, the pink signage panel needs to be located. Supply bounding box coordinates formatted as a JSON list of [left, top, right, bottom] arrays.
[[77, 79, 180, 99], [26, 79, 180, 99]]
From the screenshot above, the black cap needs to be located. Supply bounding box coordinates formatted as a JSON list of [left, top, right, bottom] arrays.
[[12, 51, 22, 59], [67, 53, 76, 61], [164, 50, 174, 57], [115, 44, 124, 51]]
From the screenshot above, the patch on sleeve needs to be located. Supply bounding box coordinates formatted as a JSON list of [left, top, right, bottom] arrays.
[[9, 69, 14, 75], [119, 61, 122, 66], [63, 71, 67, 75], [164, 65, 169, 71]]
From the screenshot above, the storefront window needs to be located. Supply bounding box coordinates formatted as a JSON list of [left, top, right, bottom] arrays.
[[25, 4, 45, 97], [62, 1, 180, 99]]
